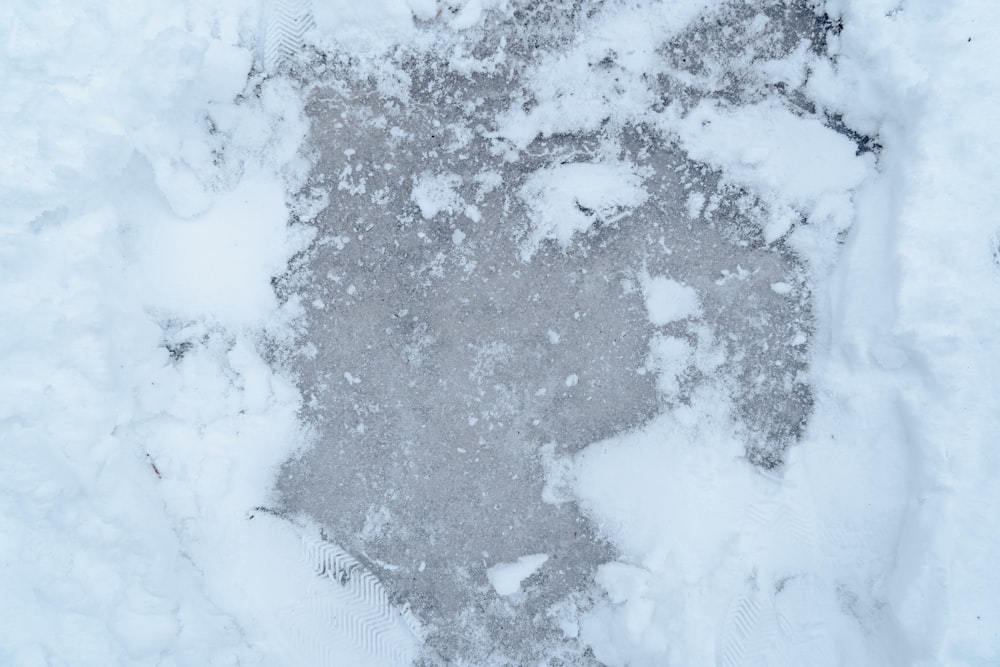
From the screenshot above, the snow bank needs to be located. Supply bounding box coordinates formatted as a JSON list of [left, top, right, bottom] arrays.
[[0, 1, 362, 664], [3, 0, 518, 662], [804, 1, 1000, 663]]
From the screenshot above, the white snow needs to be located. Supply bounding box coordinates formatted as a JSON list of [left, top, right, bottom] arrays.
[[645, 335, 692, 399], [642, 276, 702, 326], [675, 100, 869, 205], [6, 0, 1000, 664], [486, 554, 550, 596], [799, 2, 1000, 662], [548, 1, 1000, 665], [0, 1, 407, 665], [670, 100, 870, 243], [494, 0, 726, 149], [131, 171, 301, 327], [411, 171, 463, 219], [519, 161, 648, 259], [685, 191, 706, 220]]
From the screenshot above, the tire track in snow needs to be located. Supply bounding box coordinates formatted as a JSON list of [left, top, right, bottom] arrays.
[[261, 0, 315, 72], [717, 592, 780, 667], [276, 532, 423, 666], [717, 482, 827, 666]]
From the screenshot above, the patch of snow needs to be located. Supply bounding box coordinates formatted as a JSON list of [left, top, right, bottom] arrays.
[[130, 170, 301, 328], [645, 334, 692, 398], [311, 0, 502, 56], [686, 191, 706, 219], [412, 171, 463, 219], [487, 554, 550, 596], [494, 0, 726, 148], [671, 100, 870, 243], [642, 276, 701, 325], [519, 161, 648, 260]]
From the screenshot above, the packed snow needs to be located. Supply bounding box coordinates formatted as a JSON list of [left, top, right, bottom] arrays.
[[3, 0, 999, 665]]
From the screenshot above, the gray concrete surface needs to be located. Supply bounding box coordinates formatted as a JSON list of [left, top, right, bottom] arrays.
[[275, 2, 821, 663]]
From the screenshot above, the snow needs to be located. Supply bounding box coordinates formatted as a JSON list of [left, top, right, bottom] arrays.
[[493, 0, 726, 148], [675, 101, 869, 206], [685, 191, 706, 220], [487, 554, 550, 596], [519, 161, 648, 260], [411, 171, 463, 220], [131, 171, 302, 327], [0, 1, 367, 665], [642, 276, 701, 326], [311, 0, 505, 54], [644, 335, 692, 399], [671, 100, 870, 243], [554, 1, 1000, 664], [770, 281, 793, 295], [5, 0, 1000, 664], [811, 2, 1000, 662]]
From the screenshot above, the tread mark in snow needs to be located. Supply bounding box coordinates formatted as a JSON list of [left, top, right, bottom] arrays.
[[278, 533, 423, 665], [262, 0, 316, 72], [717, 593, 779, 667], [744, 500, 817, 548], [718, 491, 825, 665]]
